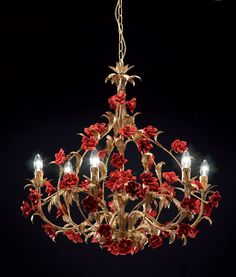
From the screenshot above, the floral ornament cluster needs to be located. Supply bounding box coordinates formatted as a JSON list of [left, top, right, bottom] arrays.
[[21, 64, 221, 256]]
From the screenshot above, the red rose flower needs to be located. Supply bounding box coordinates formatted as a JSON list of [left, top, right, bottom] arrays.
[[119, 125, 137, 138], [158, 182, 176, 199], [149, 235, 163, 249], [177, 223, 198, 239], [138, 187, 147, 199], [99, 148, 108, 159], [28, 188, 40, 210], [84, 123, 107, 137], [127, 97, 136, 113], [21, 201, 32, 218], [80, 179, 90, 190], [44, 180, 56, 196], [82, 195, 98, 212], [59, 172, 79, 189], [137, 138, 153, 153], [107, 241, 120, 255], [108, 90, 126, 109], [180, 197, 200, 214], [143, 125, 158, 137], [106, 169, 136, 192], [209, 191, 221, 208], [64, 230, 83, 244], [110, 153, 127, 169], [42, 224, 57, 241], [117, 239, 133, 255], [97, 224, 112, 240], [163, 171, 179, 184], [140, 172, 159, 191], [171, 139, 188, 153], [191, 179, 203, 190], [54, 148, 67, 165], [204, 202, 213, 217], [125, 181, 142, 198], [81, 136, 98, 150]]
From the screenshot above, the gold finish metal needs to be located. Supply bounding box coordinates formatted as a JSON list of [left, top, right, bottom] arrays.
[[200, 175, 208, 190]]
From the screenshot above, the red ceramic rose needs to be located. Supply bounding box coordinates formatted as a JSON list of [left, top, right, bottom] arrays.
[[59, 172, 79, 189], [191, 179, 203, 190], [82, 195, 98, 212], [97, 224, 112, 240], [84, 123, 107, 137], [138, 187, 147, 199], [80, 179, 90, 190], [203, 191, 221, 217], [106, 169, 136, 191], [64, 230, 83, 244], [28, 188, 40, 209], [108, 90, 126, 109], [204, 202, 213, 217], [119, 125, 137, 138], [127, 97, 136, 113], [21, 201, 33, 218], [177, 223, 198, 239], [42, 224, 57, 241], [110, 153, 127, 169], [180, 197, 200, 214], [117, 239, 133, 255], [143, 125, 158, 137], [125, 181, 142, 198], [209, 191, 221, 208], [81, 136, 98, 150], [140, 172, 159, 191], [149, 235, 163, 249], [171, 139, 188, 153], [137, 138, 153, 153], [54, 148, 67, 165], [158, 182, 176, 199], [163, 171, 179, 184], [45, 180, 56, 196], [107, 241, 120, 255]]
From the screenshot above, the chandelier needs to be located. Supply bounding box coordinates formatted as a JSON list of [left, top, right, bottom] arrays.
[[21, 0, 221, 256]]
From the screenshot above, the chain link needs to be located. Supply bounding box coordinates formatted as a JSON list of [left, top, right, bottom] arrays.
[[115, 0, 127, 62]]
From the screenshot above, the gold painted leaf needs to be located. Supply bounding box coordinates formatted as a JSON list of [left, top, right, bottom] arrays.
[[132, 130, 144, 143], [99, 162, 107, 179], [106, 135, 114, 153], [115, 137, 125, 154], [169, 231, 176, 244], [155, 162, 165, 182]]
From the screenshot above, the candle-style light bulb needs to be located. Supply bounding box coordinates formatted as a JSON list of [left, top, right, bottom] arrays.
[[34, 154, 43, 171], [200, 159, 209, 177], [181, 150, 191, 169], [90, 148, 100, 167], [64, 161, 73, 174]]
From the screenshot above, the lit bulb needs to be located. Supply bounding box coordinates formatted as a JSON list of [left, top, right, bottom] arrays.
[[181, 150, 191, 169], [64, 161, 73, 174], [200, 159, 209, 177], [90, 148, 100, 167], [34, 154, 43, 171]]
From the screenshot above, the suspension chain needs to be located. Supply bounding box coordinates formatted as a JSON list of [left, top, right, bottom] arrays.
[[115, 0, 127, 62]]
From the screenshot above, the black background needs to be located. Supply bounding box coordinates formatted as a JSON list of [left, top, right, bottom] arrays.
[[1, 1, 232, 277]]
